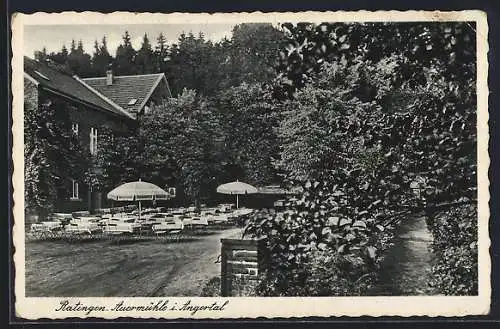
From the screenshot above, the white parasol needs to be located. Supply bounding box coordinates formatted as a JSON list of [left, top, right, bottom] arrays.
[[216, 180, 257, 208], [107, 179, 169, 219]]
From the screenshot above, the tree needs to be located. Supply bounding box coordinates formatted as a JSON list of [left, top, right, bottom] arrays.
[[114, 31, 136, 75], [225, 23, 285, 87], [165, 32, 224, 96], [61, 44, 69, 59], [34, 47, 48, 62], [67, 39, 93, 77], [135, 33, 155, 74], [216, 83, 280, 185], [48, 44, 69, 65], [139, 89, 224, 206], [70, 39, 76, 54], [92, 36, 113, 76], [154, 32, 170, 73]]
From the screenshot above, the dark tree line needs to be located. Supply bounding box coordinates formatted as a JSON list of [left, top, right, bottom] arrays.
[[34, 23, 286, 97]]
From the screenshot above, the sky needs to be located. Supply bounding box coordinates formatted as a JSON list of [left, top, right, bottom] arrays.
[[23, 24, 236, 58]]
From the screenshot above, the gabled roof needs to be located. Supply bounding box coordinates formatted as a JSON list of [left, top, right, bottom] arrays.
[[24, 57, 134, 120], [82, 73, 171, 116]]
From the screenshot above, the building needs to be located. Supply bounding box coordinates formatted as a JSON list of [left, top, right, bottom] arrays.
[[82, 70, 172, 118], [24, 57, 172, 213]]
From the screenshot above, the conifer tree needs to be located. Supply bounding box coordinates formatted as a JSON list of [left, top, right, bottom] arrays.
[[115, 31, 137, 75], [135, 33, 155, 74]]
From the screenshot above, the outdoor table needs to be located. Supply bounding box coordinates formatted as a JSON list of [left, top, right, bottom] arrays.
[[211, 214, 229, 224], [73, 216, 100, 222], [232, 208, 254, 216], [52, 213, 73, 219], [201, 210, 216, 216], [41, 221, 63, 229], [65, 222, 101, 234], [183, 216, 209, 227], [171, 208, 186, 215]]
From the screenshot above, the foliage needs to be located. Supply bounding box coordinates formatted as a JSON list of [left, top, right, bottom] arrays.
[[24, 98, 87, 219], [223, 23, 285, 88], [245, 178, 399, 296], [216, 83, 280, 185], [200, 276, 221, 297], [247, 22, 477, 296], [274, 22, 476, 99], [35, 23, 284, 95], [135, 33, 156, 74], [114, 31, 137, 75], [92, 36, 113, 76], [294, 249, 377, 296], [166, 32, 219, 96], [426, 204, 478, 295], [30, 22, 478, 297], [67, 40, 93, 77], [139, 89, 224, 205], [154, 32, 169, 73], [84, 127, 141, 191]]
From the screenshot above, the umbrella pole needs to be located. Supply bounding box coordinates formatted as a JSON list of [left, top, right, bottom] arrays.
[[236, 194, 239, 209], [139, 201, 142, 220]]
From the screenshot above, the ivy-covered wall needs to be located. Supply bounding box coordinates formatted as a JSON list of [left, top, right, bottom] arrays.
[[24, 77, 137, 215], [24, 78, 39, 221]]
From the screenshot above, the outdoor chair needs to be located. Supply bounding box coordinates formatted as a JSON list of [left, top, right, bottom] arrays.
[[152, 221, 184, 241], [29, 221, 64, 240], [65, 221, 102, 239], [182, 216, 210, 235], [102, 219, 141, 235]]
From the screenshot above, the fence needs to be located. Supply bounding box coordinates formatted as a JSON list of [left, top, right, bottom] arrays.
[[220, 238, 268, 297]]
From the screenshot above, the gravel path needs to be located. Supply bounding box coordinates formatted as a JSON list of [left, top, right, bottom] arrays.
[[25, 228, 244, 297], [370, 215, 436, 295]]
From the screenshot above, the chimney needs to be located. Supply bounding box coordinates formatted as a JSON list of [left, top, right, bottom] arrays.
[[106, 69, 113, 86]]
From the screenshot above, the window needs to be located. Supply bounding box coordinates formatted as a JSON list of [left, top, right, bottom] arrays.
[[72, 123, 79, 136], [71, 179, 79, 200], [128, 98, 137, 105], [90, 127, 98, 155]]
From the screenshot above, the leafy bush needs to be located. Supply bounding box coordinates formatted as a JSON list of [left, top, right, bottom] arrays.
[[201, 276, 258, 297], [426, 203, 478, 295], [230, 276, 259, 297], [245, 178, 401, 296], [200, 276, 221, 297], [256, 247, 379, 296], [302, 250, 376, 296], [246, 22, 477, 297]]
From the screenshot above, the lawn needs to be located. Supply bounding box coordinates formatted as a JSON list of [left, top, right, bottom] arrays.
[[25, 228, 243, 297]]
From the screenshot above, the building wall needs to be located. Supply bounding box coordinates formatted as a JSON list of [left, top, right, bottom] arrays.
[[142, 80, 171, 115], [149, 82, 169, 107], [36, 89, 136, 213], [24, 78, 39, 117]]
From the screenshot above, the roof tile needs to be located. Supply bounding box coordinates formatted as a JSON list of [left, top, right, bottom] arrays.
[[82, 74, 164, 115], [24, 57, 132, 119]]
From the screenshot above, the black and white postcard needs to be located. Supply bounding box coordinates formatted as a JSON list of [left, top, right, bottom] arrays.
[[11, 10, 490, 319]]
